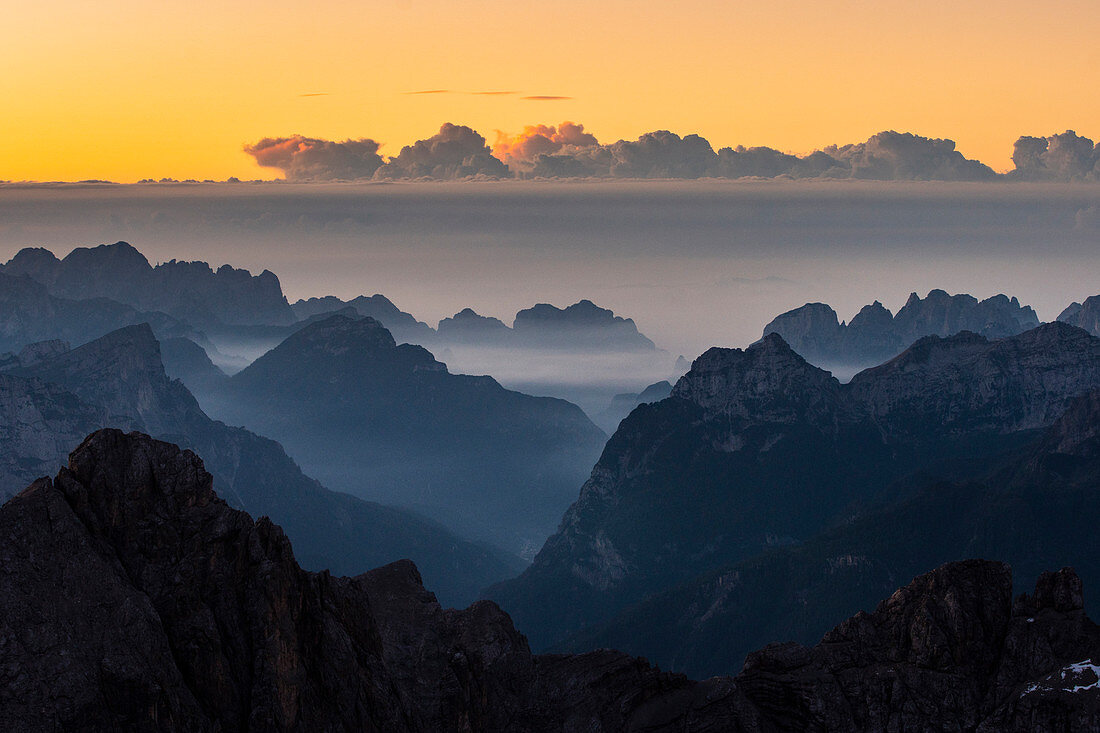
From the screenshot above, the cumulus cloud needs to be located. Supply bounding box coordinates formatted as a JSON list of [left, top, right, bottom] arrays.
[[821, 131, 996, 181], [372, 123, 509, 180], [243, 136, 384, 181], [243, 125, 1098, 183], [493, 122, 599, 170], [1010, 130, 1100, 181]]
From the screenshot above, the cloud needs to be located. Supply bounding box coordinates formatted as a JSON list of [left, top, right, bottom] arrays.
[[298, 93, 329, 97], [522, 95, 572, 101], [1010, 130, 1100, 181], [243, 136, 384, 181], [373, 123, 510, 180], [607, 130, 718, 178], [821, 131, 996, 181], [406, 89, 452, 95], [511, 128, 719, 179], [242, 125, 1098, 183], [493, 122, 599, 170]]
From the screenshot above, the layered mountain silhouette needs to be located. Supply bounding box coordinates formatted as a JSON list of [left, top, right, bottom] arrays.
[[488, 323, 1100, 654], [0, 324, 519, 605], [561, 386, 1100, 677], [763, 289, 1039, 370], [0, 270, 199, 353], [593, 379, 673, 432], [1, 242, 296, 327], [2, 429, 1096, 731], [205, 314, 608, 555]]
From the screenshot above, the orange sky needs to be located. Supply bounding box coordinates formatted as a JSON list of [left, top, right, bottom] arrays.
[[2, 0, 1098, 182]]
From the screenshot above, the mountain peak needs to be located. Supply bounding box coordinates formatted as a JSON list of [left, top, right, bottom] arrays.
[[672, 332, 840, 418]]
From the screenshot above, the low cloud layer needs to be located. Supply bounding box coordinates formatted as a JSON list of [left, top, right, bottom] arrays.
[[243, 136, 384, 182], [1011, 131, 1100, 181], [245, 125, 1100, 182]]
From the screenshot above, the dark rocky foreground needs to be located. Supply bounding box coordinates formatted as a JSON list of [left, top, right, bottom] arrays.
[[1, 429, 1098, 731]]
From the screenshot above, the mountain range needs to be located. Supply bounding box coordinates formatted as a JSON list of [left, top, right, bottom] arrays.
[[1, 429, 1096, 731], [0, 324, 520, 605], [488, 323, 1100, 664], [762, 289, 1040, 371], [201, 313, 608, 556]]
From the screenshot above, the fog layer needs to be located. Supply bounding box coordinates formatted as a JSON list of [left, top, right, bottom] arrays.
[[1, 180, 1098, 358]]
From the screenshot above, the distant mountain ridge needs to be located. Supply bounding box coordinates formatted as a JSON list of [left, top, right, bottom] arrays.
[[1, 242, 296, 327], [488, 322, 1100, 652], [2, 430, 1097, 730], [763, 289, 1040, 369]]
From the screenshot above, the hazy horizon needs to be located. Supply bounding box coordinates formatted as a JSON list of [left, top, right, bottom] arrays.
[[2, 179, 1098, 359]]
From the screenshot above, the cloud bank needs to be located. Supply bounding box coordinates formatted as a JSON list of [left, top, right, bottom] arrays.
[[1010, 130, 1100, 181], [245, 125, 1100, 182], [373, 123, 509, 180], [243, 136, 384, 181]]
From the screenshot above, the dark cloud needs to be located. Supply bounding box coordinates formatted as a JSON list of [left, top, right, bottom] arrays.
[[373, 123, 510, 180], [1010, 130, 1100, 181], [243, 136, 384, 181], [607, 131, 718, 178], [522, 95, 572, 101]]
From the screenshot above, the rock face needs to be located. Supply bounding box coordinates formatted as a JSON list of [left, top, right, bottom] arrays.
[[1059, 295, 1100, 337], [212, 314, 608, 556], [0, 324, 520, 605], [488, 323, 1100, 651], [763, 289, 1040, 368], [1, 242, 296, 327], [1, 439, 1096, 732]]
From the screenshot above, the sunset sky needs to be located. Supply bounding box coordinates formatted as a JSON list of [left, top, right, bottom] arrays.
[[3, 0, 1098, 182]]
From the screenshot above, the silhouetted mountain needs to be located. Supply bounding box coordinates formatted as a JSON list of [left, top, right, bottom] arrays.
[[594, 379, 673, 432], [1, 242, 296, 327], [1059, 295, 1100, 336], [211, 314, 607, 556], [160, 336, 229, 393], [0, 270, 199, 352], [1, 324, 519, 604], [763, 289, 1039, 369], [512, 299, 655, 351], [436, 307, 511, 343], [291, 294, 437, 344], [1, 437, 1096, 731], [488, 323, 1100, 649], [559, 387, 1100, 677]]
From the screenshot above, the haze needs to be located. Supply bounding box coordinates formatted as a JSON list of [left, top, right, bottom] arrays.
[[2, 180, 1097, 359]]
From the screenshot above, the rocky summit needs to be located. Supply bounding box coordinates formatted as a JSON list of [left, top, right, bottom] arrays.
[[763, 289, 1040, 368], [1, 429, 1097, 732]]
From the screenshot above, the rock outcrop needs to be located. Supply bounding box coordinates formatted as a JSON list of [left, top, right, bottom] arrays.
[[763, 289, 1040, 368], [291, 294, 437, 345], [1, 437, 1096, 731], [512, 299, 656, 351]]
